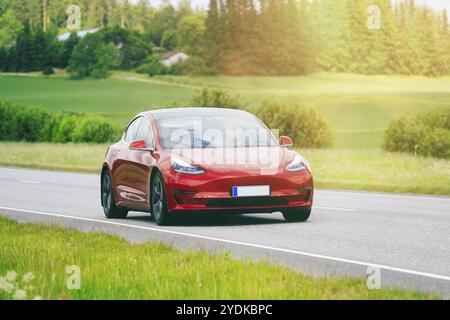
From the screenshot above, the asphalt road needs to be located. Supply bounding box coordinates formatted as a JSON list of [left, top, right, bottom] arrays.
[[0, 166, 449, 297]]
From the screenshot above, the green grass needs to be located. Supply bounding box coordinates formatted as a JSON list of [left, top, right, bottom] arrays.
[[0, 142, 448, 195], [2, 72, 450, 149], [302, 149, 450, 195], [0, 217, 435, 300], [0, 142, 105, 173]]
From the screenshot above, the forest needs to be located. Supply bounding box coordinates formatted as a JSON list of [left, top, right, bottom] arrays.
[[0, 0, 449, 76]]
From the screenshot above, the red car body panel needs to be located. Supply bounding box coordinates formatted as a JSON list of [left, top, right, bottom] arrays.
[[102, 109, 314, 215]]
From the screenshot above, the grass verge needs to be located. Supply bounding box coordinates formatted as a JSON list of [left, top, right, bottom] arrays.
[[2, 72, 450, 149], [0, 142, 448, 195], [0, 217, 436, 300]]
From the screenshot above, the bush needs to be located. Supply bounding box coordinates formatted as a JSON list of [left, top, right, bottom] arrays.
[[8, 105, 50, 142], [136, 55, 168, 76], [136, 55, 183, 77], [52, 114, 82, 143], [72, 116, 116, 143], [175, 56, 217, 76], [0, 102, 17, 140], [40, 113, 61, 142], [383, 109, 450, 158], [0, 102, 116, 143], [256, 101, 334, 149], [42, 66, 55, 76], [190, 88, 245, 109]]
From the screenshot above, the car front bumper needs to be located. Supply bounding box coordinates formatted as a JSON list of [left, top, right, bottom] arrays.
[[162, 168, 314, 213]]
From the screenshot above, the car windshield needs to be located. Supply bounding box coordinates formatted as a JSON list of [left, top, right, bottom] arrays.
[[157, 114, 278, 149]]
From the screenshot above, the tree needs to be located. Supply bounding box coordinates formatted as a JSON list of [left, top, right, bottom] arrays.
[[161, 29, 179, 51], [68, 33, 120, 78], [0, 9, 23, 50], [146, 2, 177, 45], [178, 15, 205, 55], [14, 24, 33, 71], [103, 26, 152, 68], [58, 32, 80, 68]]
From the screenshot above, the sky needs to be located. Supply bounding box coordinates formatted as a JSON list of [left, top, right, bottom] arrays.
[[137, 0, 450, 13]]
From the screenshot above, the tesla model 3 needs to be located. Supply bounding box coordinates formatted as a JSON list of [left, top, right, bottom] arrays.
[[101, 108, 314, 225]]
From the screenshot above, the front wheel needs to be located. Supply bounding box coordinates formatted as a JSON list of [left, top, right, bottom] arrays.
[[282, 207, 311, 223], [151, 172, 171, 226], [102, 171, 128, 219]]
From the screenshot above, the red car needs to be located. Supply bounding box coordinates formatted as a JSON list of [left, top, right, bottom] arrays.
[[101, 108, 314, 225]]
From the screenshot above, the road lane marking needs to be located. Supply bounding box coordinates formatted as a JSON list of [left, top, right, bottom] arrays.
[[1, 206, 449, 282], [19, 180, 42, 184], [314, 206, 356, 212]]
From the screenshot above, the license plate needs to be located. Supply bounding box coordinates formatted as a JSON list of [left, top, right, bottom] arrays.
[[232, 186, 271, 198]]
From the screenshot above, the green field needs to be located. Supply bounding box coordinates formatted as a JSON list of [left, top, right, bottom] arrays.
[[2, 72, 450, 149], [0, 217, 435, 300], [0, 142, 448, 195]]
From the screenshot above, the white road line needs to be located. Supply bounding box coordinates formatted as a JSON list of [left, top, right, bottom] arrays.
[[19, 180, 42, 184], [319, 190, 450, 201], [314, 206, 356, 212], [1, 206, 449, 282]]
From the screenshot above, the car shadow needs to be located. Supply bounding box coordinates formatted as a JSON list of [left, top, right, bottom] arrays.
[[126, 212, 286, 227]]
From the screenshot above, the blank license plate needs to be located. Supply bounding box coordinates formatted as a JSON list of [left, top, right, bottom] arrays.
[[232, 186, 271, 198]]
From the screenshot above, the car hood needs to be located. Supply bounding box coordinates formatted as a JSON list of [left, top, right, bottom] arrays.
[[168, 146, 292, 174]]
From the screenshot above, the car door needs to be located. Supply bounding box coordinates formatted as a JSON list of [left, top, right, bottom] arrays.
[[112, 117, 142, 207], [126, 116, 157, 211]]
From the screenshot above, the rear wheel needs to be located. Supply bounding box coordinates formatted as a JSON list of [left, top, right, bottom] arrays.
[[102, 171, 128, 219], [151, 172, 171, 226], [282, 207, 311, 223]]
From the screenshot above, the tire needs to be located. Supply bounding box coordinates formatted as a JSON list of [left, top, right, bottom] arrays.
[[151, 171, 171, 226], [101, 171, 128, 219], [282, 207, 311, 223]]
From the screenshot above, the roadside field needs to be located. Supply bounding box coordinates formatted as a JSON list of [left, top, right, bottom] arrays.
[[0, 142, 448, 195], [2, 73, 450, 149], [0, 217, 435, 300]]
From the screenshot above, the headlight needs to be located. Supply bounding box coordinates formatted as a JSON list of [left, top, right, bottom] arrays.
[[286, 154, 312, 173], [171, 157, 206, 175]]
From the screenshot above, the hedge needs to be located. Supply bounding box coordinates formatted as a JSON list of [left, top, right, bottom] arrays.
[[0, 102, 117, 144], [256, 101, 334, 149], [383, 109, 450, 159]]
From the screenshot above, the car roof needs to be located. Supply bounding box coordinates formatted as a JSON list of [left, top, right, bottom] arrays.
[[146, 108, 251, 120]]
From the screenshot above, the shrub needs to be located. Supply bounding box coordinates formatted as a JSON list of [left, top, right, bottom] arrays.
[[0, 102, 18, 140], [256, 101, 333, 149], [175, 56, 217, 76], [0, 102, 116, 143], [72, 116, 116, 143], [383, 109, 450, 158], [9, 105, 50, 142], [42, 66, 55, 76], [40, 113, 61, 142], [190, 88, 246, 110], [52, 114, 82, 143]]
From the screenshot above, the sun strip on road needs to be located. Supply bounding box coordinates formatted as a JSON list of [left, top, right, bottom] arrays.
[[1, 206, 449, 282]]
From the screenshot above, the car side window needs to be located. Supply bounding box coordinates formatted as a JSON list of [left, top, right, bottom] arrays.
[[136, 117, 154, 148], [124, 117, 142, 144]]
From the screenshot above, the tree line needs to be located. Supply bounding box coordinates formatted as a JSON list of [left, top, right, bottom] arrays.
[[0, 0, 449, 77], [204, 0, 450, 76]]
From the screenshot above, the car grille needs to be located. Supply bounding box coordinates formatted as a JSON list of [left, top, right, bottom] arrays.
[[206, 197, 289, 208]]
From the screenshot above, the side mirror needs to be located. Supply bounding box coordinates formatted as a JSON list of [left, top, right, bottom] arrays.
[[280, 136, 294, 147], [130, 140, 153, 151]]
